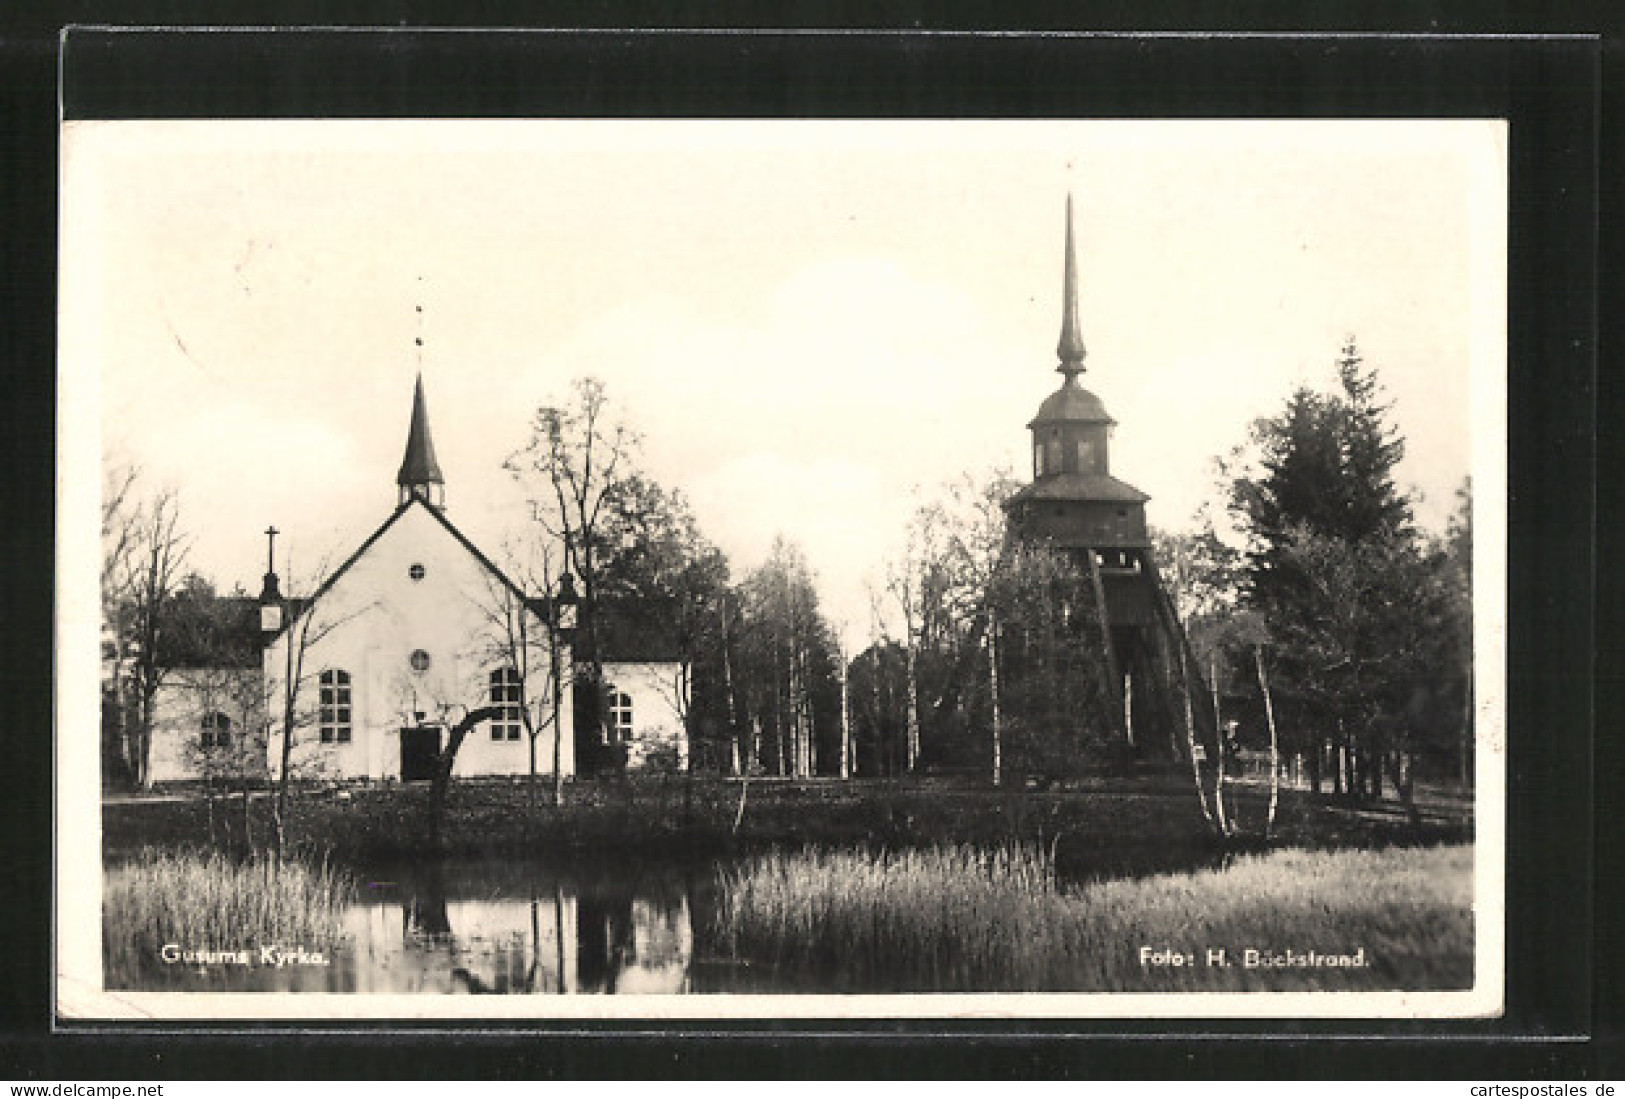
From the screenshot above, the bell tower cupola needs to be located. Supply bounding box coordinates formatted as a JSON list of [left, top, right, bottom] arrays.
[[1005, 193, 1149, 551], [1028, 194, 1117, 483], [397, 372, 446, 509]]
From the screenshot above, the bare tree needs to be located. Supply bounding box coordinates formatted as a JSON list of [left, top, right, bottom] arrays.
[[987, 608, 1002, 788], [426, 705, 505, 848], [884, 504, 947, 773], [100, 461, 143, 784], [736, 537, 835, 779], [857, 581, 906, 777], [473, 540, 568, 813], [264, 553, 373, 860], [1160, 532, 1231, 839], [984, 540, 1124, 783], [935, 469, 1019, 782], [506, 376, 639, 706], [1254, 644, 1281, 840], [122, 485, 190, 789], [832, 624, 852, 780], [380, 665, 505, 850], [882, 469, 1018, 781], [100, 462, 141, 610], [719, 592, 743, 776], [181, 664, 266, 853]]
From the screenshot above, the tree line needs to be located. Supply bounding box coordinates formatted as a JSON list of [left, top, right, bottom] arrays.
[[102, 339, 1473, 819], [498, 342, 1472, 802]]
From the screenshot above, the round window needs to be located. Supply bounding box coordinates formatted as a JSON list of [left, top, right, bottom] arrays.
[[408, 563, 426, 581], [410, 649, 431, 673]]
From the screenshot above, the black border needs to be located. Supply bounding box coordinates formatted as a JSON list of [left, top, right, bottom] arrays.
[[5, 23, 1607, 1079]]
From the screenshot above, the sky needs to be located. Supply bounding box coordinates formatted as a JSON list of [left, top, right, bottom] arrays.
[[63, 119, 1504, 645]]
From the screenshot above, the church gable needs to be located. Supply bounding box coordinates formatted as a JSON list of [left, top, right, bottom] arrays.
[[291, 499, 529, 638]]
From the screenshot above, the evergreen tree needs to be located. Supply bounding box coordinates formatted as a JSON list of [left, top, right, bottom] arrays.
[[1332, 338, 1411, 541], [1228, 338, 1465, 799], [1237, 388, 1345, 554], [1235, 339, 1410, 609]]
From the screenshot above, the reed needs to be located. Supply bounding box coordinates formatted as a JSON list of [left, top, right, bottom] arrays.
[[103, 849, 355, 975], [709, 843, 1473, 992]]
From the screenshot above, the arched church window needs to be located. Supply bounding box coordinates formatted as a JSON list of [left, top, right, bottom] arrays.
[[604, 688, 633, 746], [200, 711, 231, 750], [319, 669, 352, 744], [410, 649, 431, 673], [490, 668, 523, 741]]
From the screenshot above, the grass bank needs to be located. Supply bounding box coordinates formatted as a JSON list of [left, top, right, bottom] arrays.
[[708, 842, 1474, 992], [103, 774, 1471, 867], [103, 850, 355, 981]]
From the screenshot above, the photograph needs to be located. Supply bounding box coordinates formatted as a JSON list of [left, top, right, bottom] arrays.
[[56, 117, 1505, 1019]]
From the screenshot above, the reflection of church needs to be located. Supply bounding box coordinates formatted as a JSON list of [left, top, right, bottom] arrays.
[[1003, 197, 1217, 760], [342, 863, 694, 996]]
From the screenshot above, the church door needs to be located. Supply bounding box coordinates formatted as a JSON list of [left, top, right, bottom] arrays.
[[400, 725, 441, 782]]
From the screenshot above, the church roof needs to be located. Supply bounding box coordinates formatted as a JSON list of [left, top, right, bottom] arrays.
[[1027, 378, 1115, 427], [1004, 471, 1149, 507], [153, 594, 262, 669], [592, 604, 683, 664], [396, 374, 445, 487]]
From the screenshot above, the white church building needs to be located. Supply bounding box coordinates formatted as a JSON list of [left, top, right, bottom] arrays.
[[144, 377, 689, 785]]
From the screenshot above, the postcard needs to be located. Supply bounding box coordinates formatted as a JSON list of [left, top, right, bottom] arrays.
[[57, 115, 1506, 1021]]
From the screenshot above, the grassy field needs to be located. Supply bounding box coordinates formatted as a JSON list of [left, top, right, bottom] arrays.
[[102, 773, 1471, 866], [103, 850, 355, 982], [707, 842, 1474, 992]]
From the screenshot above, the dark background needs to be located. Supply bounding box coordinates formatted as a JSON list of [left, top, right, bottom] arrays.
[[2, 13, 1611, 1080]]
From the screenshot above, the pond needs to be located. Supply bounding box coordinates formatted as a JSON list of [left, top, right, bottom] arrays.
[[104, 843, 1231, 995]]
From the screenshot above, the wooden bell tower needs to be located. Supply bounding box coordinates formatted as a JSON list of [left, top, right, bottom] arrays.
[[1003, 196, 1211, 760]]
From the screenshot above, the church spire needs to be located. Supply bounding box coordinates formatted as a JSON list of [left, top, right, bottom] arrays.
[[1056, 193, 1088, 379], [397, 372, 446, 509]]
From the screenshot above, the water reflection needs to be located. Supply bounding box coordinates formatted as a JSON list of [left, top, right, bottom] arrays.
[[108, 856, 694, 995], [106, 842, 1233, 995]]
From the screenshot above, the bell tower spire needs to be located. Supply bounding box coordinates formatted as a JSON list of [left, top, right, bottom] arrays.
[[397, 372, 445, 509], [1056, 192, 1088, 379]]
